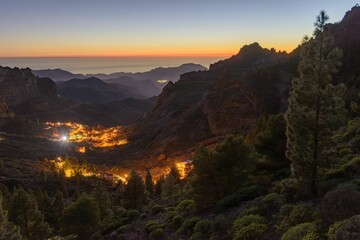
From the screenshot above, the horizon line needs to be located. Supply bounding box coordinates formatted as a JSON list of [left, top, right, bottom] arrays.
[[0, 53, 233, 58]]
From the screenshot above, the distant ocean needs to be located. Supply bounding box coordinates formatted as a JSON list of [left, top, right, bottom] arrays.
[[0, 56, 227, 74]]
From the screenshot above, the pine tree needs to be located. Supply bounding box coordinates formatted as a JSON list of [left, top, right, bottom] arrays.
[[35, 191, 54, 226], [145, 169, 154, 197], [190, 136, 254, 208], [115, 180, 124, 206], [285, 10, 346, 196], [162, 173, 176, 202], [60, 194, 100, 240], [91, 182, 113, 222], [154, 175, 165, 196], [123, 170, 146, 209], [0, 183, 11, 211], [9, 187, 51, 240], [170, 166, 181, 182], [53, 190, 65, 231], [0, 196, 23, 240]]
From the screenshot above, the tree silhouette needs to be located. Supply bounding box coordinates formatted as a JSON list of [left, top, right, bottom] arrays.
[[285, 10, 346, 196]]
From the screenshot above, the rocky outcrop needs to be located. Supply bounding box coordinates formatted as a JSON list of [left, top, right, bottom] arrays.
[[115, 43, 293, 166], [0, 67, 39, 107], [0, 66, 57, 108]]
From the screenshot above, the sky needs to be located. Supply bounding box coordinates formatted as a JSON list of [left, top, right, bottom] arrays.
[[0, 0, 358, 57]]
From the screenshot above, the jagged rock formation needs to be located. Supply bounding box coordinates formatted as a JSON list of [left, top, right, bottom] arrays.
[[0, 66, 57, 107], [115, 43, 295, 167], [116, 7, 360, 167]]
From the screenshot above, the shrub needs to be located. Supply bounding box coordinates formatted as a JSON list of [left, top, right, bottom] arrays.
[[126, 209, 140, 219], [233, 223, 267, 240], [167, 210, 178, 219], [149, 228, 165, 240], [280, 178, 299, 202], [321, 183, 360, 227], [177, 199, 195, 211], [260, 192, 282, 214], [213, 214, 229, 232], [172, 215, 184, 227], [177, 217, 201, 236], [145, 220, 160, 234], [276, 203, 316, 231], [232, 214, 265, 230], [281, 222, 317, 240], [328, 215, 360, 240], [318, 178, 343, 196], [240, 206, 260, 216], [151, 205, 165, 215], [119, 217, 130, 226], [231, 214, 267, 240], [114, 207, 127, 217], [326, 157, 360, 179], [216, 185, 260, 210], [193, 220, 213, 235]]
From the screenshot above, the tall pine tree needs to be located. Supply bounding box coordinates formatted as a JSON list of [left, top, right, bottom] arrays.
[[0, 196, 22, 240], [285, 10, 346, 196], [123, 170, 146, 209], [9, 187, 51, 240], [60, 194, 100, 240], [145, 169, 154, 197]]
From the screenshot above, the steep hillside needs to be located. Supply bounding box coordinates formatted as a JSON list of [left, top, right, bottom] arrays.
[[117, 44, 292, 165]]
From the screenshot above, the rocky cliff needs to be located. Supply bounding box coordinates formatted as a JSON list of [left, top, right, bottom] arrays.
[[0, 66, 57, 108]]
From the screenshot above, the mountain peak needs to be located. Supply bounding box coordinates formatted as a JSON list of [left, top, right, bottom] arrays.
[[237, 42, 262, 55], [342, 4, 360, 23]]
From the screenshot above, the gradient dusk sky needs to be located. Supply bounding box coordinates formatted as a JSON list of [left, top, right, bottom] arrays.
[[0, 0, 358, 57]]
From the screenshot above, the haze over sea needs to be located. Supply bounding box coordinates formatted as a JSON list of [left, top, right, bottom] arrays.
[[0, 56, 226, 74]]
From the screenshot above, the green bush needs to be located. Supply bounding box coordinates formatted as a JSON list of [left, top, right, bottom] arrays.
[[326, 157, 360, 179], [280, 178, 300, 202], [172, 215, 184, 227], [149, 228, 165, 240], [114, 207, 127, 217], [167, 210, 178, 219], [176, 217, 201, 236], [216, 185, 261, 210], [328, 215, 360, 240], [233, 223, 267, 240], [240, 206, 260, 216], [190, 232, 204, 240], [182, 217, 201, 229], [321, 183, 360, 227], [213, 214, 229, 232], [276, 203, 316, 231], [339, 148, 352, 156], [232, 214, 265, 229], [126, 209, 140, 219], [145, 220, 159, 234], [193, 220, 213, 234], [231, 214, 267, 240], [166, 207, 175, 212], [177, 199, 195, 211], [260, 192, 282, 214], [151, 205, 165, 215], [281, 222, 317, 240]]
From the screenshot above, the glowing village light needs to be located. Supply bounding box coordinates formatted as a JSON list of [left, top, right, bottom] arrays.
[[61, 135, 68, 141]]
